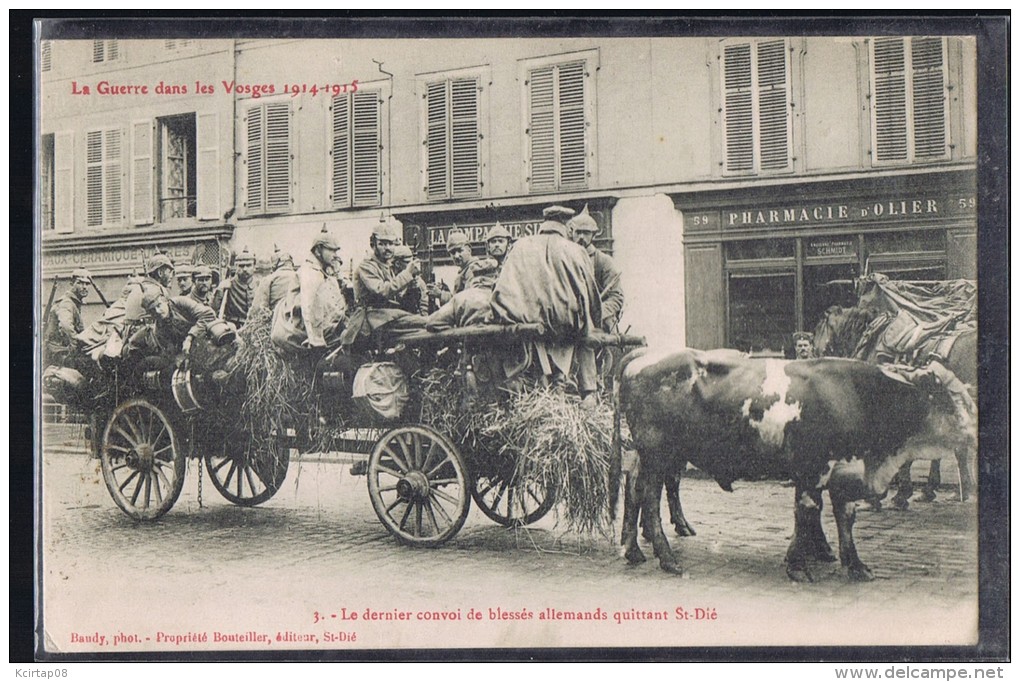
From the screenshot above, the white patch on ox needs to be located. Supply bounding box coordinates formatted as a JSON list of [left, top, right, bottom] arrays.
[[622, 348, 678, 379], [744, 359, 802, 448]]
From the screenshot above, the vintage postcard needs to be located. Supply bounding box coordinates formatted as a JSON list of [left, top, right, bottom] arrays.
[[32, 16, 1008, 661]]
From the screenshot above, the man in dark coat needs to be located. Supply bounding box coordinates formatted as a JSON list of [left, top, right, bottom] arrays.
[[122, 290, 217, 364], [253, 245, 300, 313], [568, 206, 624, 332], [212, 246, 256, 327], [45, 268, 92, 364]]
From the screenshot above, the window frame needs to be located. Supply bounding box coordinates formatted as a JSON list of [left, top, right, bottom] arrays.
[[718, 37, 795, 177], [329, 83, 385, 209], [91, 39, 121, 64], [416, 65, 489, 202], [41, 133, 55, 231], [243, 99, 293, 217], [868, 36, 951, 167], [85, 126, 124, 228], [519, 49, 598, 194]]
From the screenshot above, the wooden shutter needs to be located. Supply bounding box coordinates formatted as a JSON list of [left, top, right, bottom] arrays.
[[104, 129, 123, 225], [54, 131, 73, 233], [450, 77, 480, 197], [911, 37, 948, 160], [41, 41, 51, 72], [131, 120, 154, 225], [331, 94, 351, 207], [264, 103, 290, 212], [756, 40, 791, 172], [245, 105, 263, 214], [528, 66, 556, 191], [92, 40, 105, 63], [871, 37, 909, 163], [197, 112, 219, 219], [352, 90, 381, 206], [722, 43, 754, 173], [86, 130, 103, 226], [425, 81, 449, 200], [557, 62, 586, 188], [107, 40, 119, 61]]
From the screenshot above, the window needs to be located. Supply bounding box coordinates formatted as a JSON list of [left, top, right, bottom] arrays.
[[423, 76, 481, 200], [92, 39, 120, 63], [525, 56, 593, 192], [41, 40, 52, 72], [332, 90, 382, 208], [86, 128, 122, 227], [158, 114, 197, 220], [41, 134, 54, 230], [245, 102, 291, 215], [721, 38, 793, 175], [870, 37, 949, 164], [165, 39, 195, 50]]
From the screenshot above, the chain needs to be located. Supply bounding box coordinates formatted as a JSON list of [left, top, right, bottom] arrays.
[[193, 422, 203, 508]]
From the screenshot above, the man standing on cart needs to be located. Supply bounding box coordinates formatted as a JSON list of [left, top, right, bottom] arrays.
[[568, 206, 624, 333], [212, 247, 257, 329]]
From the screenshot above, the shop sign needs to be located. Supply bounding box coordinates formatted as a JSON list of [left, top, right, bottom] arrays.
[[805, 238, 856, 258], [684, 194, 976, 232], [42, 243, 200, 275]]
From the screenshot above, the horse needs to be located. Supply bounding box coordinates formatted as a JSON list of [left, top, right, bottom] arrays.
[[813, 305, 977, 507]]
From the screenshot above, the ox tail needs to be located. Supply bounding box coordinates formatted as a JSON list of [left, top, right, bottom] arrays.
[[609, 347, 647, 521]]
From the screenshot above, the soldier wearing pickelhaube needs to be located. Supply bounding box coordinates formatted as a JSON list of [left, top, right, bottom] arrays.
[[211, 246, 257, 327], [253, 244, 300, 313], [568, 205, 624, 333], [45, 268, 93, 363], [484, 222, 512, 268]]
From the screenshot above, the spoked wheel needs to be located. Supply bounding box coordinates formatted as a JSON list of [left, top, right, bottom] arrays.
[[472, 470, 557, 527], [367, 425, 470, 547], [101, 398, 186, 521], [204, 436, 290, 507]]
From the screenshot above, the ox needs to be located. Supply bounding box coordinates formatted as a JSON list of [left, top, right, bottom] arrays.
[[615, 348, 975, 582]]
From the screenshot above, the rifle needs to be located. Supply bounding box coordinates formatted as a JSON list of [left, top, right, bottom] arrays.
[[91, 280, 110, 308], [42, 275, 61, 341]]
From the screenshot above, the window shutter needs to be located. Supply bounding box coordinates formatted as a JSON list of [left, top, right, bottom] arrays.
[[245, 105, 263, 214], [197, 112, 219, 219], [450, 77, 480, 197], [331, 94, 351, 207], [41, 41, 52, 72], [105, 129, 123, 224], [92, 40, 105, 63], [426, 81, 449, 200], [264, 103, 290, 212], [871, 37, 909, 163], [911, 37, 948, 159], [722, 43, 754, 173], [86, 131, 103, 226], [352, 90, 381, 207], [107, 40, 119, 61], [131, 120, 154, 225], [54, 131, 74, 233], [528, 66, 556, 191], [756, 40, 791, 171], [557, 62, 586, 188]]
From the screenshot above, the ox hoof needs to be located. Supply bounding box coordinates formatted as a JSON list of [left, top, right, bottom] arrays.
[[848, 565, 875, 582], [674, 522, 697, 537], [625, 546, 647, 565], [891, 496, 910, 511], [659, 559, 684, 576], [786, 564, 815, 583], [920, 489, 937, 503], [814, 544, 837, 563]]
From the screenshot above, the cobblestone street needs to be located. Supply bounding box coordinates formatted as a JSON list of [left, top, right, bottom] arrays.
[[40, 425, 979, 654]]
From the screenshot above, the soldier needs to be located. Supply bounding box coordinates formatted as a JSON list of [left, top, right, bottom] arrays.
[[793, 331, 817, 359], [446, 230, 477, 295], [568, 206, 624, 332], [484, 222, 512, 268], [211, 246, 256, 328], [253, 245, 300, 313], [45, 268, 92, 363], [348, 221, 427, 345], [122, 290, 217, 366], [189, 265, 215, 306], [175, 264, 195, 297], [391, 245, 429, 316], [425, 257, 499, 332]]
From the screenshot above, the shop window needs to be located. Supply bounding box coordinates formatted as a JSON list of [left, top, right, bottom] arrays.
[[524, 53, 595, 193], [86, 128, 122, 227], [728, 272, 796, 355], [245, 102, 291, 215], [332, 89, 382, 208], [866, 229, 946, 255], [720, 38, 793, 175], [423, 75, 481, 201], [41, 40, 52, 72], [158, 114, 197, 220], [725, 238, 794, 261], [92, 40, 120, 63], [870, 37, 949, 164], [41, 134, 54, 231]]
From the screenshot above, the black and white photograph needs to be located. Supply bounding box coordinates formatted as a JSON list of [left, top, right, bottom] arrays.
[[26, 15, 1008, 662]]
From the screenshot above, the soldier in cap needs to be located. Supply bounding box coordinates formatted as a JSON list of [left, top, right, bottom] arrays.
[[45, 268, 93, 363], [189, 266, 215, 306], [122, 289, 217, 366], [484, 222, 512, 268], [211, 246, 256, 328], [253, 244, 299, 313], [348, 220, 427, 346], [793, 331, 817, 359], [445, 229, 479, 296], [425, 257, 499, 332], [568, 206, 624, 332], [175, 264, 195, 297], [391, 244, 429, 316], [491, 205, 601, 401]]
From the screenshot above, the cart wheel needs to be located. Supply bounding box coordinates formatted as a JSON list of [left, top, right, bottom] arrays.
[[205, 437, 290, 507], [101, 399, 186, 521], [472, 473, 557, 527], [367, 425, 470, 547]]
